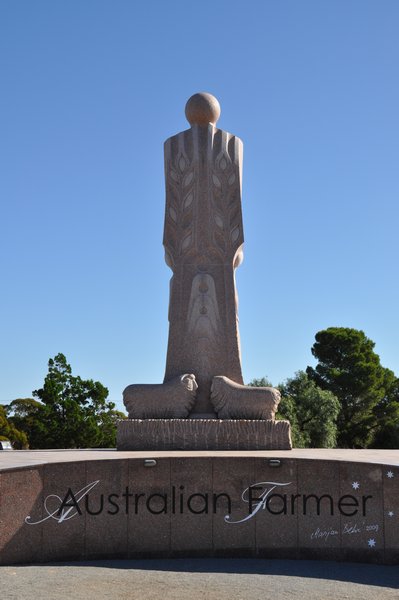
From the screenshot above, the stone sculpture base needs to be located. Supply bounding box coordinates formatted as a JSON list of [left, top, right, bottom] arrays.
[[117, 419, 292, 451]]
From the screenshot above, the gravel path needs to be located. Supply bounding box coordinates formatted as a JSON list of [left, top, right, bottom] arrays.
[[1, 559, 399, 600]]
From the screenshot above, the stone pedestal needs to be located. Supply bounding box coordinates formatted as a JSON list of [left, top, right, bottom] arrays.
[[117, 419, 292, 451]]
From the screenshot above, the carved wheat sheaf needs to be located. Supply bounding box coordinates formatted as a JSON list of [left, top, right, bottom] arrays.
[[166, 151, 195, 262], [211, 151, 241, 256]]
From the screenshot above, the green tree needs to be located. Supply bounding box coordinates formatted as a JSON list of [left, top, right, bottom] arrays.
[[249, 377, 274, 388], [29, 353, 125, 448], [249, 373, 339, 447], [5, 398, 45, 449], [98, 406, 127, 446], [0, 404, 28, 448], [306, 327, 396, 448], [371, 375, 399, 448], [278, 371, 340, 448], [248, 376, 302, 444]]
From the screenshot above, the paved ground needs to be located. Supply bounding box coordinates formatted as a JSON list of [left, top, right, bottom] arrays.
[[1, 448, 399, 472], [1, 559, 398, 600]]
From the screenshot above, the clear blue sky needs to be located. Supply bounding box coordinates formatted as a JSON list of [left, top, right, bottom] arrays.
[[1, 0, 398, 412]]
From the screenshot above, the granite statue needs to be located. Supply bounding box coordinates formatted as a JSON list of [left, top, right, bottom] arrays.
[[119, 92, 291, 450]]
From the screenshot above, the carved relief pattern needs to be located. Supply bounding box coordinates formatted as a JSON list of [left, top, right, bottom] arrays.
[[164, 150, 196, 267], [211, 150, 242, 257], [187, 274, 220, 340], [185, 273, 224, 396], [163, 127, 245, 408]]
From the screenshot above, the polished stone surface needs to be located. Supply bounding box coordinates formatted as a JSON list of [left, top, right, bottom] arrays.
[[170, 457, 213, 553], [40, 461, 86, 562], [85, 459, 129, 559], [1, 450, 398, 565]]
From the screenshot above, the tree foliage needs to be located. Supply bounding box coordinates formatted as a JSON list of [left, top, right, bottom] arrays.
[[249, 377, 273, 388], [249, 373, 340, 448], [5, 398, 45, 449], [7, 354, 125, 449], [371, 375, 399, 448], [306, 327, 398, 448], [0, 404, 28, 448], [278, 371, 340, 448]]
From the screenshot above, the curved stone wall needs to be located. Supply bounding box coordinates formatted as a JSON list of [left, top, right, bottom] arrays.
[[0, 451, 398, 565]]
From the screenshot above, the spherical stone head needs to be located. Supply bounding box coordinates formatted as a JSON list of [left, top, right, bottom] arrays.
[[185, 92, 221, 126]]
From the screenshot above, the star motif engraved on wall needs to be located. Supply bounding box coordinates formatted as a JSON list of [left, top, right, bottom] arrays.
[[388, 511, 394, 517], [352, 481, 360, 490], [368, 539, 376, 548], [387, 471, 394, 478]]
